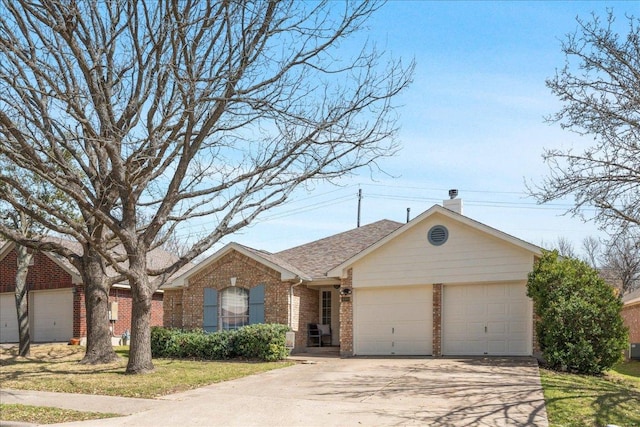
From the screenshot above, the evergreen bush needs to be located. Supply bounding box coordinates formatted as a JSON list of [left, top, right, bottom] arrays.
[[527, 250, 628, 374]]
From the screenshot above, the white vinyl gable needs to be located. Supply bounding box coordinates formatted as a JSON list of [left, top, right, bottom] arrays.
[[350, 213, 536, 288]]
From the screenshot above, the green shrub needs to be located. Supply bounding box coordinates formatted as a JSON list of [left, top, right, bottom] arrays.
[[150, 326, 176, 357], [150, 324, 290, 361], [527, 250, 629, 374], [232, 324, 290, 361]]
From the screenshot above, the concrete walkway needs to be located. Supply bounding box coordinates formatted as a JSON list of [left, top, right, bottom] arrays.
[[1, 356, 548, 427]]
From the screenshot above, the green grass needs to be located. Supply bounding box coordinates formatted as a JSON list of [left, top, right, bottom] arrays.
[[540, 361, 640, 427], [0, 403, 120, 424], [0, 344, 294, 398]]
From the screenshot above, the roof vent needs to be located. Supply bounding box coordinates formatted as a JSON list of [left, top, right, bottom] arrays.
[[448, 189, 458, 199], [428, 225, 449, 246]]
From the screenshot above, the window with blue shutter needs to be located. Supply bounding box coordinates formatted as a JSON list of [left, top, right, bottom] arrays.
[[203, 288, 218, 332], [249, 284, 265, 324]]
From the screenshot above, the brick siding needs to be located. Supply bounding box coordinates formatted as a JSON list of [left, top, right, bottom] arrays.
[[339, 269, 353, 356], [295, 284, 319, 350], [163, 289, 184, 329], [0, 249, 74, 293], [165, 249, 322, 351], [432, 283, 442, 356], [622, 303, 640, 343], [1, 247, 163, 340]]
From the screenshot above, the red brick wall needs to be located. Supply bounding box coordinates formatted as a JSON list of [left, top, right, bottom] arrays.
[[0, 249, 74, 293], [163, 289, 183, 329], [1, 247, 163, 339], [622, 303, 640, 343]]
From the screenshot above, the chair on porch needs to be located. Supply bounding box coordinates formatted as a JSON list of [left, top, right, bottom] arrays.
[[307, 323, 331, 347]]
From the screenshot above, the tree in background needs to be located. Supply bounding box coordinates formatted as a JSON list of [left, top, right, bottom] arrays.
[[553, 236, 577, 259], [532, 12, 640, 231], [0, 1, 413, 373], [581, 236, 600, 269], [527, 250, 628, 374], [601, 226, 640, 295]]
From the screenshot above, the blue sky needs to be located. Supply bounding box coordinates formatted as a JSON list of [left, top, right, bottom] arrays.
[[198, 1, 640, 256]]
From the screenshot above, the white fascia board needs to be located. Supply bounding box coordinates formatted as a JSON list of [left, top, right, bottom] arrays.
[[0, 241, 15, 262]]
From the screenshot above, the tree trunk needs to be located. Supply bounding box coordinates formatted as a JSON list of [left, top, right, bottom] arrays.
[[126, 279, 154, 374], [78, 247, 118, 364], [126, 248, 155, 374], [14, 244, 31, 357]]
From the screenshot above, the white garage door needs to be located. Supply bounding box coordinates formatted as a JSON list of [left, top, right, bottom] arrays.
[[354, 285, 432, 355], [443, 283, 531, 356], [32, 290, 73, 342], [0, 293, 19, 343]]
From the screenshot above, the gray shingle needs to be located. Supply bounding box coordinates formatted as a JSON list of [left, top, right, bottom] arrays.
[[276, 219, 403, 279]]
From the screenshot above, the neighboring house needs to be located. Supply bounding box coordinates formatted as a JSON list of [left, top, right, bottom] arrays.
[[165, 197, 543, 356], [0, 239, 183, 344], [622, 288, 640, 359]]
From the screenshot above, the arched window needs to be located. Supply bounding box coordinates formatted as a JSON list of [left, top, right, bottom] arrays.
[[220, 287, 249, 330], [203, 284, 265, 332]]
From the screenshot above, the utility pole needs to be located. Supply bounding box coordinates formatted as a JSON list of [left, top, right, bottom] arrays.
[[357, 188, 362, 228]]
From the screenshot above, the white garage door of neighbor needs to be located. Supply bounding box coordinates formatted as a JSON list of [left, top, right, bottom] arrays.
[[32, 290, 73, 342], [354, 285, 432, 355], [0, 293, 19, 343], [443, 283, 530, 356]]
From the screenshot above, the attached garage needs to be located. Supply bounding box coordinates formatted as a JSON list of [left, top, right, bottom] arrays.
[[0, 293, 19, 343], [31, 289, 73, 342], [442, 282, 531, 356], [328, 203, 542, 357], [354, 285, 432, 355]]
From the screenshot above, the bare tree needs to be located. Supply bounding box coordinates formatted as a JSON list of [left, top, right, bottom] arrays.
[[602, 226, 640, 295], [531, 12, 640, 231], [582, 236, 601, 268], [0, 210, 34, 357], [0, 161, 119, 364], [0, 1, 413, 373], [554, 236, 577, 258]]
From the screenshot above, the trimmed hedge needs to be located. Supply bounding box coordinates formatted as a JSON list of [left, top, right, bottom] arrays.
[[150, 324, 290, 361]]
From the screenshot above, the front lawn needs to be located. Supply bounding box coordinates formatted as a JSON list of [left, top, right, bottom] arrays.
[[540, 360, 640, 427], [0, 404, 120, 425], [0, 344, 293, 398]]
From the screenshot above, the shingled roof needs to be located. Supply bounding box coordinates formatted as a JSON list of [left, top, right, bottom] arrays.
[[275, 219, 403, 279]]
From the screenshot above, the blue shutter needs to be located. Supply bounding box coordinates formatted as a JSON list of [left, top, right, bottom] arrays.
[[249, 284, 265, 324], [203, 288, 218, 332]]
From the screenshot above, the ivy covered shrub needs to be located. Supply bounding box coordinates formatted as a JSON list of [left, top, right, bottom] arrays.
[[150, 324, 290, 361], [527, 250, 628, 374]]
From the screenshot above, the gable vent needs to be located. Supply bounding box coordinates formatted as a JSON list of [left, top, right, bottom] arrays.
[[428, 225, 449, 246]]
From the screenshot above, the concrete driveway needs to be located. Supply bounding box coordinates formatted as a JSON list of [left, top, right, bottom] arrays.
[[4, 356, 548, 427]]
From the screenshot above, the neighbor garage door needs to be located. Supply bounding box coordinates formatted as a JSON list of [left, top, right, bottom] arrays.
[[443, 282, 531, 356], [0, 293, 19, 343], [354, 285, 432, 355], [32, 289, 73, 342]]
